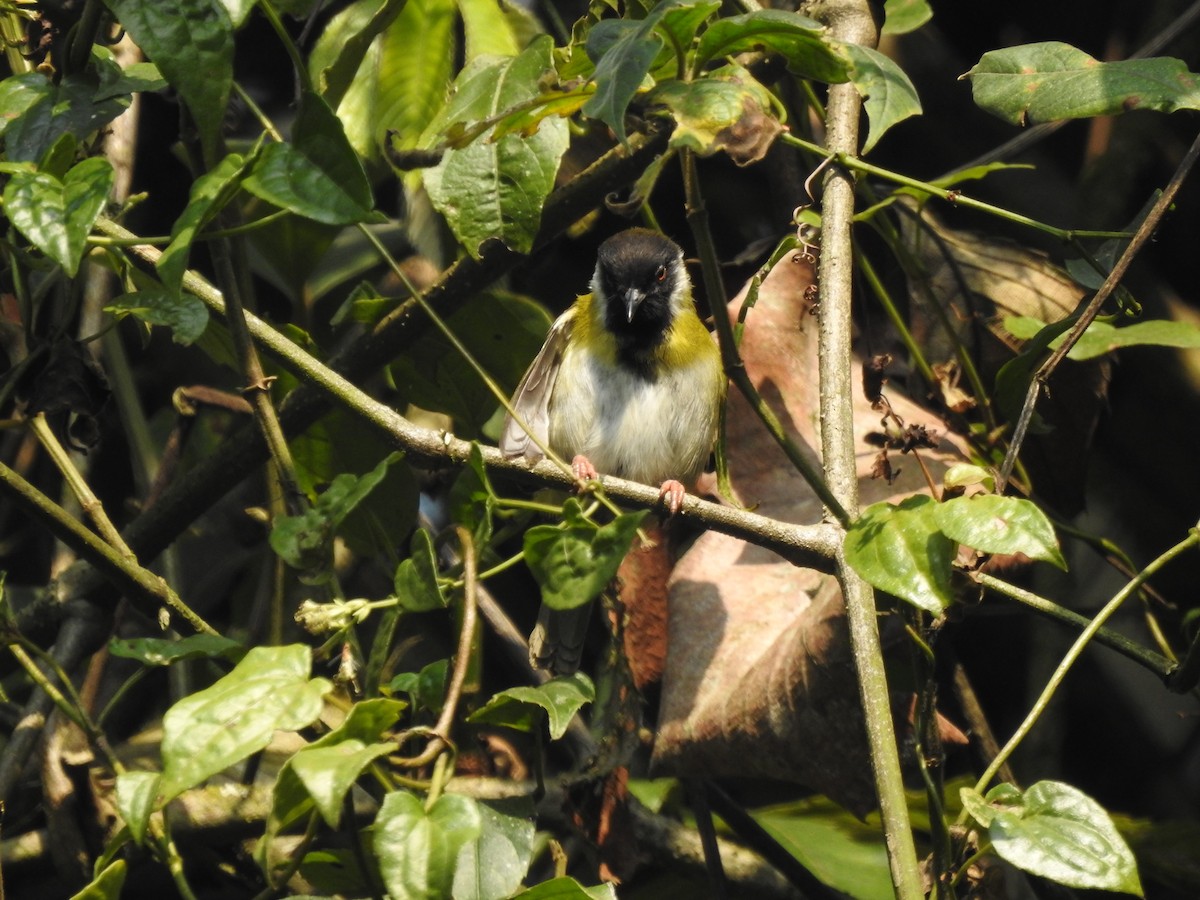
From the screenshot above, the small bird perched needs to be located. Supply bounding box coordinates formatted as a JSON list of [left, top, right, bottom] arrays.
[[500, 228, 726, 672]]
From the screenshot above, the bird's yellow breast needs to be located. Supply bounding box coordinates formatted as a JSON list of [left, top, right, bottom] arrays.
[[547, 293, 725, 486]]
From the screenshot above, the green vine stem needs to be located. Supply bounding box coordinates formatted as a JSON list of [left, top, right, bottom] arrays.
[[971, 571, 1176, 682], [966, 528, 1200, 805], [0, 458, 218, 636], [809, 1, 924, 896], [679, 149, 848, 525]]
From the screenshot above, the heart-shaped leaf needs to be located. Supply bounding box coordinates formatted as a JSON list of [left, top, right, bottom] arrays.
[[3, 157, 114, 276], [524, 511, 649, 611], [468, 672, 594, 739], [374, 791, 483, 900]]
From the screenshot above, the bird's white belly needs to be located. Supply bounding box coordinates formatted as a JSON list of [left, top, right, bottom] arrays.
[[548, 347, 716, 486]]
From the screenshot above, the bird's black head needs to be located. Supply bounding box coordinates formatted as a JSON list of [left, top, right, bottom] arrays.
[[593, 229, 687, 365]]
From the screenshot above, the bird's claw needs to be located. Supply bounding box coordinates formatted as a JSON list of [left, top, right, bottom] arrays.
[[659, 479, 687, 515], [572, 455, 599, 487]]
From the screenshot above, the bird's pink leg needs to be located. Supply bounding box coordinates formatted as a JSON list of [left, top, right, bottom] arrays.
[[658, 479, 687, 515], [572, 454, 598, 484]]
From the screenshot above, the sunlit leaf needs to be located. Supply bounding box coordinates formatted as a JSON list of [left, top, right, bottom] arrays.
[[115, 771, 160, 846], [452, 798, 537, 900], [109, 634, 243, 667], [966, 41, 1200, 125], [1004, 314, 1200, 361], [3, 157, 113, 276], [934, 494, 1066, 568], [374, 791, 483, 900], [68, 859, 126, 900], [106, 289, 210, 345], [524, 511, 649, 611], [159, 645, 331, 802], [844, 495, 956, 613], [468, 672, 594, 739], [845, 44, 921, 153]]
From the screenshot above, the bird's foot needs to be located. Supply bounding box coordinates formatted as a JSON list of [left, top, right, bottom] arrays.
[[571, 454, 599, 487], [658, 479, 687, 515]]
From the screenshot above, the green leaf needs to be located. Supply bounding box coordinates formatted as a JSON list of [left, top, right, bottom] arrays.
[[844, 44, 921, 154], [649, 64, 783, 164], [0, 72, 128, 163], [754, 794, 894, 898], [259, 698, 404, 876], [934, 495, 1066, 569], [450, 443, 496, 548], [942, 463, 995, 494], [105, 0, 234, 159], [157, 152, 255, 295], [291, 740, 397, 827], [3, 157, 114, 276], [386, 659, 450, 714], [844, 495, 956, 614], [108, 634, 243, 666], [524, 510, 649, 612], [1004, 314, 1200, 362], [390, 290, 554, 437], [513, 877, 618, 899], [374, 791, 484, 900], [115, 771, 161, 845], [981, 781, 1144, 895], [243, 91, 373, 225], [468, 672, 595, 739], [270, 452, 404, 579], [581, 18, 663, 145], [394, 528, 448, 612], [458, 0, 520, 60], [694, 9, 850, 83], [318, 0, 407, 111], [881, 0, 932, 35], [423, 36, 569, 256], [966, 41, 1200, 126], [93, 60, 168, 101], [69, 859, 126, 900], [452, 797, 537, 900], [159, 645, 331, 802], [106, 289, 210, 345]]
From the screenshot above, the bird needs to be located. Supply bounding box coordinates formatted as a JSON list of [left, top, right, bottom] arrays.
[[500, 228, 726, 673]]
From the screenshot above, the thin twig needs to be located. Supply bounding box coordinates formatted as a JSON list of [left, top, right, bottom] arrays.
[[997, 129, 1200, 490]]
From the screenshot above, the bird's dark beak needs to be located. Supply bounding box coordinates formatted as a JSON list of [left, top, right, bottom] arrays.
[[623, 288, 643, 323]]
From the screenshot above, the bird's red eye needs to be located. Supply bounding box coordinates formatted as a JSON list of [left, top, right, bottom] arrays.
[[656, 265, 667, 282]]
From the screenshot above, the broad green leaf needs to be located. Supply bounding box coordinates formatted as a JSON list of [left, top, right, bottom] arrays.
[[390, 290, 554, 438], [115, 771, 161, 845], [934, 495, 1066, 569], [452, 797, 537, 900], [157, 152, 255, 295], [378, 0, 457, 152], [109, 634, 243, 667], [845, 44, 921, 153], [458, 0, 520, 60], [3, 157, 113, 276], [105, 0, 233, 159], [69, 859, 126, 900], [394, 528, 448, 612], [290, 740, 397, 826], [881, 0, 932, 35], [423, 37, 569, 256], [243, 91, 373, 225], [581, 1, 678, 144], [270, 452, 404, 579], [844, 494, 956, 614], [259, 698, 404, 876], [960, 782, 1024, 828], [754, 795, 894, 898], [693, 9, 850, 83], [993, 315, 1077, 423], [524, 511, 649, 611], [514, 877, 618, 899], [318, 0, 407, 112], [386, 659, 450, 714], [374, 791, 484, 900], [966, 41, 1200, 126], [1004, 314, 1200, 362], [983, 781, 1144, 895], [0, 72, 128, 162], [106, 289, 209, 345], [159, 645, 331, 802], [657, 0, 722, 56], [468, 672, 595, 739], [93, 61, 168, 101], [649, 64, 783, 164]]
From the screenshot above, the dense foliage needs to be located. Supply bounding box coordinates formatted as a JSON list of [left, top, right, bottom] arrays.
[[1, 1, 1198, 898]]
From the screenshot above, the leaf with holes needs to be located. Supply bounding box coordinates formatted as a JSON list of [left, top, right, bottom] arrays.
[[423, 36, 568, 256]]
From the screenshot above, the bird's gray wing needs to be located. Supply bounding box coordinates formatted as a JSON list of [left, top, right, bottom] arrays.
[[499, 307, 574, 463]]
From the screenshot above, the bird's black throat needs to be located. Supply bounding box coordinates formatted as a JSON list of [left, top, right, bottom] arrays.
[[595, 229, 680, 381]]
